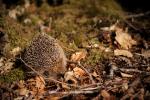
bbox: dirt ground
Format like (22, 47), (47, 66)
(0, 0), (150, 99)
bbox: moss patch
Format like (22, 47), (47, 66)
(85, 49), (104, 66)
(0, 68), (25, 83)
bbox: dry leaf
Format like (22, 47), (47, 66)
(64, 71), (77, 84)
(46, 96), (60, 100)
(17, 80), (25, 88)
(115, 28), (137, 49)
(92, 71), (99, 78)
(114, 49), (133, 58)
(35, 76), (45, 90)
(16, 80), (29, 96)
(71, 51), (87, 62)
(92, 71), (102, 81)
(122, 82), (128, 91)
(121, 72), (133, 78)
(27, 76), (45, 95)
(73, 67), (86, 78)
(10, 47), (21, 57)
(99, 45), (106, 51)
(100, 20), (119, 31)
(142, 50), (150, 58)
(0, 57), (4, 67)
(101, 23), (136, 49)
(19, 88), (29, 96)
(8, 9), (17, 19)
(0, 60), (14, 74)
(61, 83), (71, 90)
(101, 90), (110, 100)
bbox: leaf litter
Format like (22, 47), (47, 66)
(0, 1), (150, 100)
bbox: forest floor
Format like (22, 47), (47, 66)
(0, 0), (150, 99)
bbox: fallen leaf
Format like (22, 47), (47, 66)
(101, 90), (110, 100)
(27, 76), (45, 95)
(8, 9), (17, 19)
(121, 72), (133, 78)
(0, 60), (14, 74)
(92, 71), (102, 81)
(71, 51), (87, 62)
(19, 88), (29, 96)
(17, 80), (25, 88)
(10, 47), (21, 57)
(46, 96), (60, 100)
(64, 71), (77, 84)
(35, 76), (45, 90)
(92, 71), (99, 78)
(73, 67), (86, 78)
(100, 20), (119, 31)
(142, 50), (150, 58)
(99, 45), (106, 51)
(0, 57), (4, 67)
(122, 82), (128, 91)
(61, 83), (71, 90)
(114, 49), (133, 58)
(115, 28), (137, 49)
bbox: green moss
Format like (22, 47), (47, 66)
(70, 0), (124, 18)
(30, 14), (42, 25)
(71, 32), (87, 47)
(0, 16), (36, 55)
(85, 49), (104, 66)
(57, 32), (68, 43)
(0, 68), (25, 83)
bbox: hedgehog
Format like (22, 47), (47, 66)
(21, 33), (67, 78)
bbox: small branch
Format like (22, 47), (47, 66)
(78, 62), (95, 84)
(81, 86), (101, 91)
(123, 19), (139, 31)
(119, 68), (150, 75)
(67, 60), (95, 84)
(120, 68), (141, 73)
(49, 90), (95, 95)
(20, 57), (46, 85)
(20, 57), (81, 88)
(49, 86), (101, 95)
(80, 82), (103, 89)
(125, 11), (150, 19)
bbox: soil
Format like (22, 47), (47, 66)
(0, 0), (150, 99)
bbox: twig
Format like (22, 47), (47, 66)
(122, 11), (150, 31)
(80, 86), (101, 91)
(20, 57), (81, 88)
(80, 82), (103, 89)
(49, 90), (95, 94)
(49, 86), (101, 95)
(120, 68), (142, 73)
(20, 57), (46, 85)
(20, 57), (104, 90)
(123, 19), (139, 31)
(125, 11), (150, 19)
(67, 60), (95, 84)
(119, 68), (150, 76)
(78, 62), (95, 84)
